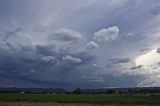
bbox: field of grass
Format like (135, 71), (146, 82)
(0, 93), (160, 106)
(1, 102), (160, 106)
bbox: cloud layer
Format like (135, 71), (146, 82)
(0, 0), (160, 89)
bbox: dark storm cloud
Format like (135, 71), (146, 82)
(101, 73), (143, 88)
(139, 48), (150, 53)
(0, 29), (96, 88)
(0, 73), (73, 88)
(0, 50), (95, 88)
(35, 45), (57, 56)
(1, 0), (160, 88)
(130, 65), (143, 70)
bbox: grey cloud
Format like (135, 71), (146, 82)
(86, 41), (99, 50)
(101, 73), (142, 88)
(0, 73), (73, 88)
(62, 55), (82, 64)
(109, 57), (130, 64)
(0, 28), (97, 88)
(0, 30), (149, 89)
(81, 75), (103, 83)
(41, 56), (56, 64)
(0, 28), (32, 48)
(0, 47), (96, 88)
(93, 26), (119, 42)
(106, 57), (131, 69)
(139, 48), (150, 53)
(1, 0), (160, 88)
(49, 28), (83, 42)
(35, 44), (57, 56)
(130, 65), (143, 70)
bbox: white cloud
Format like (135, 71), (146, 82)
(134, 48), (160, 86)
(62, 55), (82, 64)
(93, 26), (119, 42)
(50, 28), (83, 42)
(41, 56), (55, 63)
(86, 41), (99, 50)
(135, 48), (160, 71)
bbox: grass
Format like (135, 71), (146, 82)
(0, 102), (160, 106)
(0, 93), (160, 105)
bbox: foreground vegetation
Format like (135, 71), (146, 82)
(0, 93), (160, 105)
(1, 102), (160, 106)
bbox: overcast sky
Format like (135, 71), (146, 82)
(0, 0), (160, 89)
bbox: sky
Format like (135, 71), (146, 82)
(0, 0), (160, 89)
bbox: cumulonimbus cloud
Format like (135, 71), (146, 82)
(93, 26), (119, 42)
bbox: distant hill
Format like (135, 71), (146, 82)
(81, 87), (160, 93)
(0, 87), (160, 94)
(0, 87), (66, 93)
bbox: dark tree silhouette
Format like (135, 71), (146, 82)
(72, 88), (81, 94)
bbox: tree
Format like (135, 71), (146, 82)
(72, 88), (81, 94)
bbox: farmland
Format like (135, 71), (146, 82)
(0, 93), (160, 106)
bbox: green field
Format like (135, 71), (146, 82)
(0, 93), (160, 106)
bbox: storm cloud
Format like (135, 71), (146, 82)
(0, 0), (160, 89)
